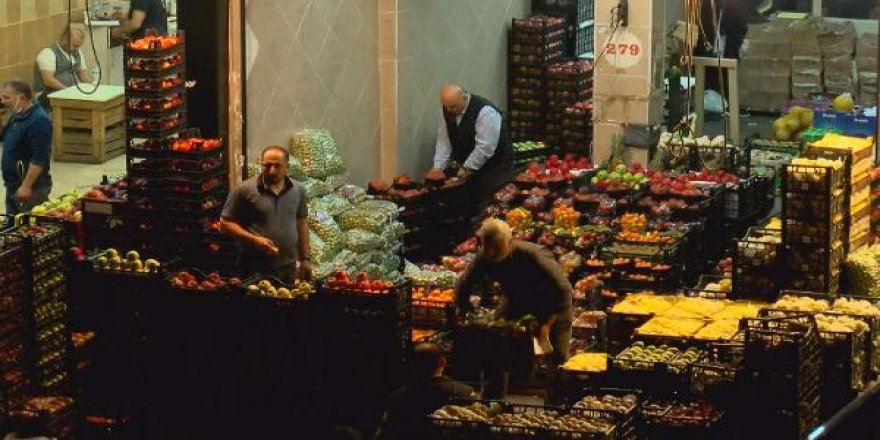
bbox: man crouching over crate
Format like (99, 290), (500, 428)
(454, 218), (574, 398)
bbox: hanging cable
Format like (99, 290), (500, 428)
(67, 0), (102, 95)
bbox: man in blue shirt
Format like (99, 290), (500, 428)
(1, 79), (53, 215)
(431, 84), (512, 207)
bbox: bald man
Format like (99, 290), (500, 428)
(431, 85), (512, 205)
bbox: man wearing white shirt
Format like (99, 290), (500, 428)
(431, 84), (512, 207)
(33, 25), (94, 109)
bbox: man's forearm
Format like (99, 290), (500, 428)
(20, 164), (44, 189)
(78, 69), (94, 84)
(42, 75), (68, 91)
(219, 218), (257, 245)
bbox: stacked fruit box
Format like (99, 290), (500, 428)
(732, 228), (782, 301)
(743, 314), (822, 440)
(781, 158), (847, 294)
(124, 33), (188, 254)
(803, 134), (874, 252)
(3, 220), (72, 394)
(508, 15), (567, 143)
(872, 167), (880, 244)
(545, 60), (593, 154)
(0, 235), (32, 426)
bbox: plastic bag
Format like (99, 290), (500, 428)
(308, 210), (343, 254)
(302, 178), (332, 199)
(344, 229), (383, 253)
(357, 199), (400, 220)
(336, 184), (367, 205)
(324, 173), (346, 191)
(704, 90), (726, 114)
(381, 221), (405, 243)
(337, 209), (390, 233)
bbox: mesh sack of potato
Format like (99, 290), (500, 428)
(302, 178), (333, 199)
(291, 129), (333, 178)
(308, 210), (344, 255)
(288, 156), (307, 181)
(324, 173), (346, 190)
(331, 249), (359, 272)
(246, 163), (261, 179)
(309, 193), (353, 218)
(336, 184), (367, 205)
(344, 229), (384, 253)
(337, 208), (391, 233)
(357, 199), (400, 220)
(381, 221), (406, 243)
(370, 251), (401, 275)
(313, 262), (334, 280)
(308, 230), (328, 264)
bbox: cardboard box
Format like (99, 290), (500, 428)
(792, 55), (822, 72)
(824, 54), (855, 74)
(792, 71), (822, 87)
(793, 84), (823, 99)
(818, 20), (856, 57)
(788, 18), (822, 56)
(860, 72), (878, 87)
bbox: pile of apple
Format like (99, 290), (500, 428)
(514, 155), (592, 184)
(81, 179), (128, 201)
(93, 249), (161, 274)
(646, 171), (710, 198)
(324, 271), (396, 296)
(512, 141), (547, 153)
(685, 168), (740, 185)
(170, 270), (241, 291)
(246, 278), (314, 299)
(590, 162), (648, 192)
(170, 137), (222, 154)
(29, 189), (83, 222)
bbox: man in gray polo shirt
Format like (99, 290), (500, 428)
(220, 146), (312, 281)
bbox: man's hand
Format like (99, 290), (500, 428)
(15, 185), (32, 204)
(298, 260), (313, 281)
(536, 323), (551, 342)
(112, 10), (126, 20)
(251, 236), (279, 256)
(457, 167), (472, 179)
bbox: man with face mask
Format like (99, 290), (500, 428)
(455, 218), (573, 393)
(34, 24), (94, 109)
(430, 84), (512, 208)
(1, 79), (53, 216)
(220, 146), (312, 281)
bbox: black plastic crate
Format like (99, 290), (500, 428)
(782, 162), (846, 194)
(411, 298), (455, 329)
(782, 217), (846, 246)
(782, 190), (845, 222)
(124, 51), (184, 77)
(123, 33), (184, 58)
(125, 90), (186, 118)
(568, 388), (640, 440)
(744, 314), (822, 376)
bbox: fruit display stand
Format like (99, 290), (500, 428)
(781, 160), (847, 294)
(48, 85), (126, 164)
(544, 60), (593, 153)
(508, 15), (567, 143)
(0, 234), (32, 428)
(742, 314), (822, 440)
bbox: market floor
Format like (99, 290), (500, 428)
(49, 155), (127, 196)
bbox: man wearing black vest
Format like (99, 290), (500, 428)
(431, 84), (512, 207)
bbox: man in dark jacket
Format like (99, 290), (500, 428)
(111, 0), (169, 40)
(431, 84), (513, 207)
(379, 343), (475, 440)
(1, 79), (53, 215)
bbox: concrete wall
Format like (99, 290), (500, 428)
(395, 0), (531, 177)
(0, 0), (86, 82)
(245, 0), (381, 186)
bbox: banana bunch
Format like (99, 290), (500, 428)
(636, 317), (706, 337)
(844, 245), (880, 297)
(694, 320), (740, 341)
(611, 294), (676, 315)
(770, 295), (830, 313)
(832, 298), (880, 317)
(664, 297), (728, 319)
(562, 353), (608, 373)
(816, 314), (870, 334)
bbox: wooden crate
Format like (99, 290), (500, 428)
(50, 87), (126, 164)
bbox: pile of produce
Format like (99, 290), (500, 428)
(590, 162), (648, 192)
(93, 249), (160, 274)
(561, 353), (607, 372)
(635, 317), (706, 338)
(169, 270), (241, 291)
(769, 294), (831, 313)
(771, 106), (814, 141)
(844, 244), (880, 297)
(613, 342), (682, 369)
(572, 393), (638, 412)
(246, 278), (314, 299)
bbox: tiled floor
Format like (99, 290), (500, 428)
(48, 154), (128, 195)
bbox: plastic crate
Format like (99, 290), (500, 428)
(782, 216), (846, 245)
(411, 298), (455, 329)
(569, 388), (639, 440)
(782, 162), (845, 194)
(641, 400), (724, 440)
(816, 321), (867, 391)
(722, 178), (756, 220)
(782, 190), (845, 221)
(744, 314), (822, 374)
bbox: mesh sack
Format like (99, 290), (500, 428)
(308, 230), (327, 264)
(337, 209), (390, 233)
(291, 129), (330, 178)
(336, 184), (367, 205)
(308, 210), (343, 255)
(288, 156), (307, 181)
(309, 194), (352, 218)
(302, 178), (333, 199)
(357, 199), (400, 220)
(344, 229), (383, 253)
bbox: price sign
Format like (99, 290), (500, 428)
(599, 30), (644, 69)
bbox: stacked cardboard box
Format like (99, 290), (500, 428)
(856, 33), (878, 106)
(818, 20), (857, 95)
(740, 21), (791, 112)
(788, 19), (823, 99)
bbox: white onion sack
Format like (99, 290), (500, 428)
(308, 210), (343, 255)
(344, 229), (383, 253)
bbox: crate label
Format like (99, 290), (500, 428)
(83, 200), (112, 215)
(598, 29), (644, 69)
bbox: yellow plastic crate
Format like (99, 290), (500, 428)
(807, 134), (875, 163)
